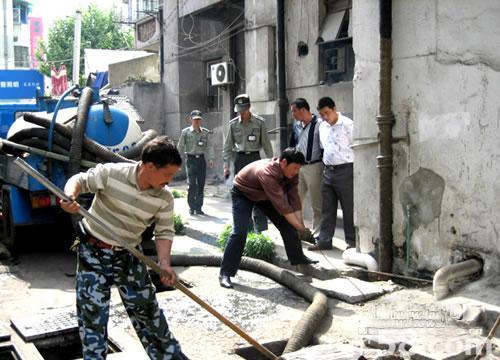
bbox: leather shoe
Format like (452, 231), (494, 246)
(307, 244), (333, 251)
(189, 209), (195, 215)
(195, 209), (205, 215)
(290, 256), (319, 265)
(219, 275), (233, 288)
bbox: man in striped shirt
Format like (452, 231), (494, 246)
(61, 136), (189, 360)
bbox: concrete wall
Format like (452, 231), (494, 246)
(118, 82), (164, 135)
(109, 54), (160, 87)
(353, 0), (500, 276)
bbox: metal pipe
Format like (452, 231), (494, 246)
(277, 0), (288, 151)
(377, 0), (395, 273)
(72, 10), (82, 85)
(405, 204), (411, 274)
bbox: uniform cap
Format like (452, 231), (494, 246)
(190, 110), (203, 120)
(234, 94), (251, 112)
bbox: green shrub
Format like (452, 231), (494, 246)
(217, 224), (233, 249)
(217, 224), (275, 262)
(245, 232), (275, 262)
(171, 189), (185, 198)
(174, 213), (185, 235)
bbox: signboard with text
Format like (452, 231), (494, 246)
(0, 70), (44, 100)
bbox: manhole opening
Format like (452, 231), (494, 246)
(0, 344), (21, 360)
(234, 339), (286, 360)
(34, 330), (121, 360)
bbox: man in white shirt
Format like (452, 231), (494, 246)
(308, 97), (355, 251)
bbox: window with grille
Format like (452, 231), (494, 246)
(14, 46), (29, 68)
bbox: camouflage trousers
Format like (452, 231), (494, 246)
(76, 242), (182, 360)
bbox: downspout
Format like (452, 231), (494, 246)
(433, 259), (482, 300)
(277, 0), (288, 150)
(377, 0), (395, 273)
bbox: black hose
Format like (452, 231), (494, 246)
(8, 127), (96, 162)
(9, 127), (71, 151)
(118, 129), (158, 159)
(69, 87), (93, 177)
(170, 254), (329, 353)
(24, 113), (133, 164)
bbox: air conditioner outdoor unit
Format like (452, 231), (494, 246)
(211, 62), (234, 86)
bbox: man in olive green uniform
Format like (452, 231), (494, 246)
(223, 94), (273, 232)
(178, 110), (214, 215)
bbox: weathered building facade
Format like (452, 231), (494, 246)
(131, 0), (499, 279)
(354, 0), (500, 278)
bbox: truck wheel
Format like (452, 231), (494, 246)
(0, 190), (16, 251)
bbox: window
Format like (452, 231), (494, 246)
(318, 5), (354, 84)
(14, 46), (29, 68)
(206, 60), (222, 112)
(13, 8), (21, 24)
(319, 38), (354, 84)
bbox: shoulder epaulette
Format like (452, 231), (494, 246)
(252, 114), (265, 122)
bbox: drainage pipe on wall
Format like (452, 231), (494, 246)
(342, 248), (379, 271)
(377, 0), (395, 273)
(433, 259), (483, 300)
(277, 0), (289, 151)
(171, 254), (329, 354)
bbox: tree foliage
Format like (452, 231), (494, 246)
(36, 4), (134, 83)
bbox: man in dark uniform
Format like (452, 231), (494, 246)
(223, 94), (273, 232)
(178, 110), (214, 215)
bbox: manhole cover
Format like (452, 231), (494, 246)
(11, 310), (77, 341)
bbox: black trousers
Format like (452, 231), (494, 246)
(186, 156), (206, 211)
(234, 152), (268, 232)
(220, 188), (305, 277)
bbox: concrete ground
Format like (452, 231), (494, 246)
(0, 182), (499, 359)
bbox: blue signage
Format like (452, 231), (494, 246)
(0, 70), (44, 100)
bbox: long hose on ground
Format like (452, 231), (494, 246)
(170, 254), (329, 353)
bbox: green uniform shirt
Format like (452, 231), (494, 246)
(222, 113), (273, 168)
(178, 126), (214, 161)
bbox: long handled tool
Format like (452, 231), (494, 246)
(14, 157), (279, 360)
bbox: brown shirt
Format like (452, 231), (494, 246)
(234, 158), (301, 215)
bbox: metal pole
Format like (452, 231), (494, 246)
(377, 0), (395, 273)
(13, 157), (279, 360)
(72, 10), (82, 85)
(277, 0), (288, 151)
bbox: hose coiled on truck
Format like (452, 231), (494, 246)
(23, 113), (134, 164)
(69, 87), (93, 176)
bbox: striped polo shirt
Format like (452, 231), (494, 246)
(73, 162), (175, 247)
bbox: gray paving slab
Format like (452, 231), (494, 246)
(311, 277), (400, 303)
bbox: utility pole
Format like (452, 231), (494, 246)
(72, 10), (82, 85)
